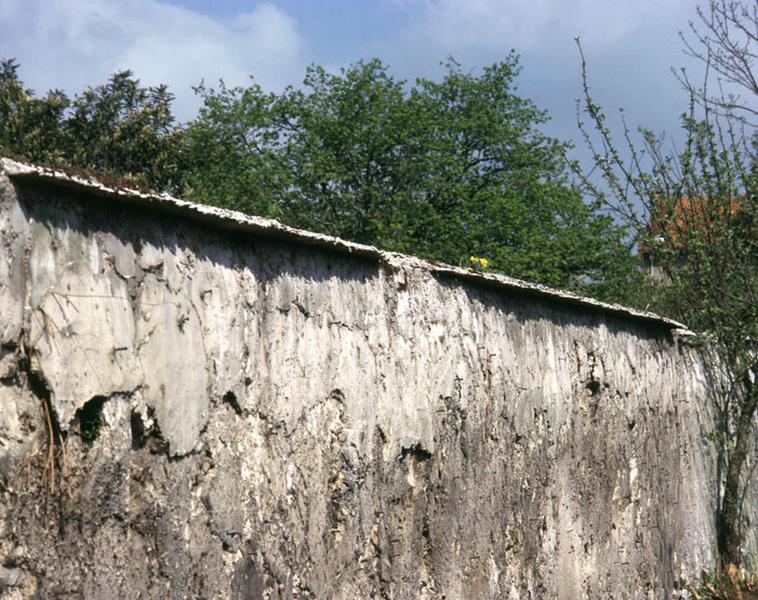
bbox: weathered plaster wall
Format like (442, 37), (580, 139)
(0, 160), (753, 599)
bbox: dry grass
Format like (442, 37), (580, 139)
(686, 565), (758, 600)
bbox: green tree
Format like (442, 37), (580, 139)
(175, 78), (289, 218)
(182, 55), (640, 301)
(0, 60), (178, 190)
(0, 58), (69, 164)
(1, 55), (641, 302)
(63, 71), (179, 190)
(573, 0), (757, 570)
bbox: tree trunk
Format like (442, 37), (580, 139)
(717, 378), (757, 567)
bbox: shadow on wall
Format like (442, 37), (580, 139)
(15, 180), (378, 290)
(17, 178), (675, 344)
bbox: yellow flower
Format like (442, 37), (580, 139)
(467, 255), (489, 270)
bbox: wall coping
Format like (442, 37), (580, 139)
(1, 156), (691, 334)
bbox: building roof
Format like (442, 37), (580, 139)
(640, 195), (743, 253)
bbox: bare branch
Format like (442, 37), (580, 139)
(678, 0), (758, 123)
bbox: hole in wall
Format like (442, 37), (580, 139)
(130, 407), (166, 452)
(130, 411), (145, 450)
(76, 396), (106, 445)
(222, 391), (242, 416)
(400, 443), (432, 462)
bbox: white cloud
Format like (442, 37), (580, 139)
(0, 0), (304, 120)
(394, 0), (695, 56)
(374, 0), (704, 136)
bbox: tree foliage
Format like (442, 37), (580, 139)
(0, 59), (178, 190)
(181, 56), (639, 300)
(677, 0), (757, 123)
(0, 55), (641, 301)
(0, 59), (69, 164)
(573, 0), (757, 569)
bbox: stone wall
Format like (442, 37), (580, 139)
(0, 159), (753, 599)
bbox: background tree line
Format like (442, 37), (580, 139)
(0, 0), (755, 581)
(0, 53), (638, 302)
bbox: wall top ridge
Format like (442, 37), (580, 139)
(1, 155), (690, 333)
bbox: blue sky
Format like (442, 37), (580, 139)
(0, 0), (705, 165)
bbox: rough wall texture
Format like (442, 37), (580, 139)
(0, 161), (754, 599)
